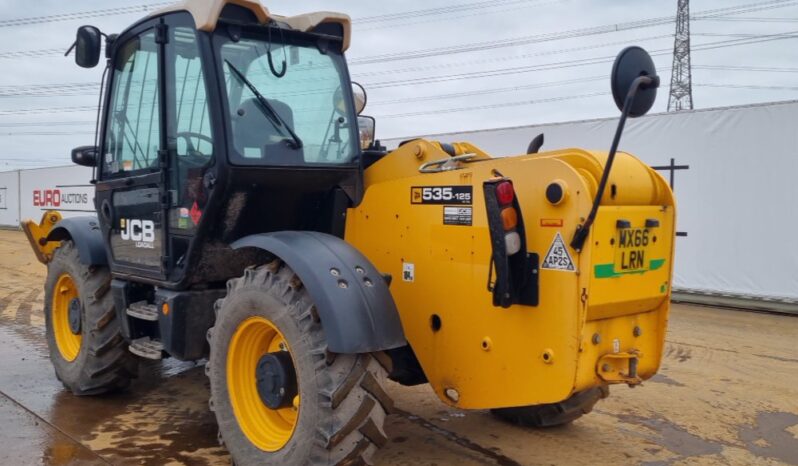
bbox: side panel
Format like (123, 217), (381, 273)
(232, 231), (406, 353)
(346, 141), (674, 410)
(345, 147), (588, 409)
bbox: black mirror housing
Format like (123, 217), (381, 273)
(357, 116), (376, 150)
(72, 146), (99, 167)
(75, 26), (102, 68)
(610, 46), (658, 118)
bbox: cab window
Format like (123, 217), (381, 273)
(168, 25), (214, 212)
(218, 31), (358, 166)
(103, 31), (160, 176)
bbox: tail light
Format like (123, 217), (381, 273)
(483, 178), (539, 308)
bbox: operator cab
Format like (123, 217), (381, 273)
(68, 0), (375, 289)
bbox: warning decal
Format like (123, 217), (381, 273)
(541, 232), (576, 271)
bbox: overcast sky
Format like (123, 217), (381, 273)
(0, 0), (796, 170)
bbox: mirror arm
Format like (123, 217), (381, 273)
(570, 74), (660, 252)
(64, 41), (77, 57)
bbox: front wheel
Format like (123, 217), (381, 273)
(208, 261), (393, 465)
(44, 241), (137, 395)
(491, 386), (609, 428)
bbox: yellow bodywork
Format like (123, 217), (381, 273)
(21, 210), (62, 264)
(345, 139), (675, 410)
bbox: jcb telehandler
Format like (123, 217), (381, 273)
(22, 0), (675, 464)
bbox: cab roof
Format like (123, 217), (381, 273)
(149, 0), (352, 51)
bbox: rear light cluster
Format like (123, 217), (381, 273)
(483, 178), (539, 308)
(496, 181), (522, 256)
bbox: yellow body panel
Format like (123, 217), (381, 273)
(21, 210), (62, 264)
(345, 140), (675, 409)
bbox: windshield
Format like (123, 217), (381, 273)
(217, 29), (358, 166)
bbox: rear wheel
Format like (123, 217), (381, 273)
(208, 261), (392, 465)
(44, 241), (137, 395)
(491, 386), (609, 428)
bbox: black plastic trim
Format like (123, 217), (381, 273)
(47, 216), (108, 266)
(232, 231), (406, 353)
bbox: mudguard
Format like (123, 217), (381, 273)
(47, 216), (108, 266)
(232, 231), (406, 354)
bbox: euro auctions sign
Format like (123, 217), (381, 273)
(32, 189), (90, 209)
(19, 166), (96, 221)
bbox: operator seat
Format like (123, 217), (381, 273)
(232, 97), (304, 162)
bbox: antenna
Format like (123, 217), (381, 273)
(668, 0), (694, 111)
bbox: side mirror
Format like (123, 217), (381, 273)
(357, 116), (376, 150)
(75, 26), (102, 68)
(610, 46), (658, 118)
(72, 146), (99, 167)
(570, 46), (660, 251)
(352, 82), (367, 115)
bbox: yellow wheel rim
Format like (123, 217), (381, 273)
(227, 316), (299, 452)
(51, 273), (82, 362)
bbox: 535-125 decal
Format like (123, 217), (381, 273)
(411, 186), (472, 205)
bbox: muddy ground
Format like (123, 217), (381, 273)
(0, 229), (796, 466)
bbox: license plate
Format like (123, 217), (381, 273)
(614, 228), (651, 273)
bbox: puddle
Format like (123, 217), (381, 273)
(649, 373), (685, 387)
(0, 325), (228, 465)
(738, 411), (798, 464)
(616, 412), (724, 462)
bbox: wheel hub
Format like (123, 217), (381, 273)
(67, 297), (82, 335)
(255, 351), (297, 410)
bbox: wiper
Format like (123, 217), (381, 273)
(225, 59), (303, 150)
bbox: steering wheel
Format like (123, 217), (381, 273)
(176, 132), (214, 158)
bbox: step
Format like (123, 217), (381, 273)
(126, 301), (159, 321)
(129, 337), (164, 360)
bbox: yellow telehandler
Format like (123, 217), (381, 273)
(23, 0), (675, 464)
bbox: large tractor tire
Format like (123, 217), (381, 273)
(44, 241), (137, 395)
(208, 261), (392, 466)
(491, 386), (609, 428)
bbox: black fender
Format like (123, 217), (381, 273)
(232, 231), (406, 354)
(47, 216), (108, 266)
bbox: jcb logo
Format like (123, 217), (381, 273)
(120, 218), (155, 248)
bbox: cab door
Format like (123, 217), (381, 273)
(161, 15), (217, 279)
(95, 20), (168, 279)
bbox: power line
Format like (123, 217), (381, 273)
(694, 64), (798, 72)
(697, 16), (798, 21)
(3, 81), (795, 133)
(371, 75), (609, 105)
(355, 0), (564, 32)
(0, 131), (94, 136)
(0, 0), (793, 65)
(0, 106), (95, 116)
(0, 48), (63, 60)
(360, 32), (798, 90)
(351, 34), (674, 76)
(0, 35), (675, 98)
(0, 32), (793, 117)
(350, 0), (798, 65)
(695, 82), (798, 90)
(376, 80), (798, 120)
(0, 121), (95, 128)
(355, 0), (549, 24)
(379, 92), (608, 118)
(0, 2), (171, 28)
(0, 31), (795, 119)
